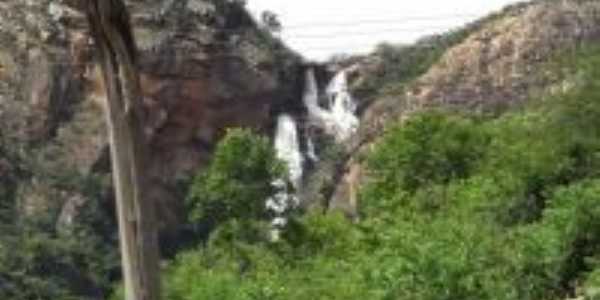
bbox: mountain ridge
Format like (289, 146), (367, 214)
(327, 0), (600, 218)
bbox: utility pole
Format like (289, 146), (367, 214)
(86, 1), (161, 299)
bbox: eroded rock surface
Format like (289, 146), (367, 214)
(0, 0), (302, 230)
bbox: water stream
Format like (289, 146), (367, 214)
(303, 68), (359, 142)
(268, 67), (359, 237)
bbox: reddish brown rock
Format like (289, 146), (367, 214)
(0, 0), (302, 230)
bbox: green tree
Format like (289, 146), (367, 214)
(186, 128), (286, 226)
(365, 111), (487, 197)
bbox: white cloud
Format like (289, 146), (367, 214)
(247, 0), (527, 61)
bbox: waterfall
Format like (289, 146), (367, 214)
(267, 114), (302, 239)
(302, 68), (330, 125)
(273, 114), (303, 187)
(303, 68), (359, 142)
(327, 69), (359, 141)
(267, 67), (360, 240)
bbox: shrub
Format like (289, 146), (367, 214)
(365, 111), (488, 197)
(186, 128), (286, 227)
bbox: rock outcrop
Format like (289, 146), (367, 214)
(0, 0), (303, 230)
(407, 0), (600, 110)
(329, 0), (600, 217)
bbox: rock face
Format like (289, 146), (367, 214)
(407, 0), (600, 110)
(329, 0), (600, 217)
(0, 0), (302, 230)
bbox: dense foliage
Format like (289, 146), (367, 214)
(186, 128), (286, 229)
(356, 37), (462, 99)
(152, 46), (600, 300)
(0, 174), (119, 300)
(0, 136), (119, 300)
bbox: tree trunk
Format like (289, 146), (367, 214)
(86, 1), (161, 300)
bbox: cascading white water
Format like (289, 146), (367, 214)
(273, 114), (303, 187)
(302, 68), (330, 125)
(327, 69), (359, 140)
(267, 68), (360, 240)
(266, 114), (302, 239)
(303, 68), (359, 142)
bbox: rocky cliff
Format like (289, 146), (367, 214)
(0, 0), (303, 231)
(329, 0), (600, 217)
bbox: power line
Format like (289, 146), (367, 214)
(282, 13), (482, 29)
(284, 26), (455, 40)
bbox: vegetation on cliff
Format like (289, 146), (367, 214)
(150, 45), (600, 300)
(3, 1), (600, 299)
(0, 0), (300, 298)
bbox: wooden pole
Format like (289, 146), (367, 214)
(86, 1), (160, 299)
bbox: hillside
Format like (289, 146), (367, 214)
(346, 0), (600, 136)
(155, 0), (600, 298)
(3, 0), (600, 299)
(0, 0), (302, 298)
(1, 0), (306, 227)
(329, 0), (600, 216)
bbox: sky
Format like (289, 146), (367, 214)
(247, 0), (527, 61)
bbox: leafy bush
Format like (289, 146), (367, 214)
(538, 181), (600, 287)
(0, 219), (119, 300)
(585, 268), (600, 299)
(161, 212), (368, 300)
(0, 142), (119, 300)
(186, 128), (286, 227)
(365, 111), (488, 196)
(111, 129), (291, 300)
